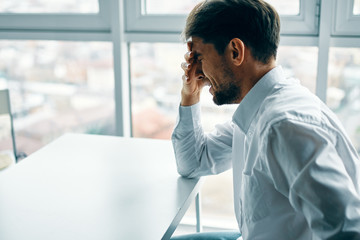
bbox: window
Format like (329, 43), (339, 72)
(130, 43), (181, 139)
(0, 0), (110, 34)
(277, 46), (318, 93)
(143, 0), (202, 15)
(125, 0), (318, 35)
(0, 0), (99, 13)
(327, 47), (360, 153)
(266, 0), (300, 15)
(0, 40), (115, 156)
(333, 0), (360, 36)
(144, 0), (300, 16)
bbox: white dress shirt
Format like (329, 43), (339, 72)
(172, 66), (360, 240)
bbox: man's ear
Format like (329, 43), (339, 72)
(228, 38), (245, 66)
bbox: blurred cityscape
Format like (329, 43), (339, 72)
(328, 48), (360, 151)
(0, 41), (115, 156)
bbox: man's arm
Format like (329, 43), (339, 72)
(266, 120), (360, 239)
(172, 104), (233, 178)
(172, 41), (233, 178)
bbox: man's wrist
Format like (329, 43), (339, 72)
(180, 92), (200, 106)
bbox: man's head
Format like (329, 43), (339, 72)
(183, 0), (280, 64)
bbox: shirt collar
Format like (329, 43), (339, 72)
(232, 66), (285, 134)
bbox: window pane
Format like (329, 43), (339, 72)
(0, 0), (99, 13)
(0, 40), (115, 157)
(266, 0), (300, 15)
(144, 0), (202, 14)
(277, 46), (318, 94)
(328, 48), (360, 153)
(130, 43), (181, 139)
(354, 0), (360, 15)
(144, 0), (299, 15)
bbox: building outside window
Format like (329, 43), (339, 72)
(0, 41), (114, 156)
(328, 48), (360, 153)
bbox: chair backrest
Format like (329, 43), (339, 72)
(0, 89), (11, 115)
(0, 89), (18, 163)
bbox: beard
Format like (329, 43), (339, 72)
(213, 82), (241, 105)
(212, 61), (241, 105)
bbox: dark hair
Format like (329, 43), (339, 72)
(183, 0), (280, 64)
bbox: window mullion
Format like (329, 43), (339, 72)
(111, 0), (131, 137)
(315, 0), (333, 102)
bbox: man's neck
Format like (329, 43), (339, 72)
(235, 58), (276, 103)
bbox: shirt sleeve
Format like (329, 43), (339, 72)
(266, 119), (360, 239)
(171, 103), (234, 178)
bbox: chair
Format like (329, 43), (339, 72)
(0, 89), (18, 167)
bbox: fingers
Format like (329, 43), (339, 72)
(181, 62), (190, 71)
(181, 61), (190, 82)
(184, 51), (194, 62)
(181, 64), (191, 85)
(181, 51), (194, 82)
(181, 42), (201, 85)
(182, 66), (206, 84)
(182, 50), (195, 79)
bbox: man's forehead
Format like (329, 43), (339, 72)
(187, 36), (205, 52)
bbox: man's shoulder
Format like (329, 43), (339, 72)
(256, 83), (325, 132)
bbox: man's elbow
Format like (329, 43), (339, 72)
(176, 166), (197, 178)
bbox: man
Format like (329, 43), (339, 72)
(171, 0), (360, 239)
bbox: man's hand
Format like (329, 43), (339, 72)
(180, 41), (208, 106)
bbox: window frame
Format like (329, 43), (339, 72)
(125, 0), (320, 36)
(0, 0), (131, 138)
(333, 0), (360, 36)
(0, 1), (111, 41)
(2, 0), (359, 145)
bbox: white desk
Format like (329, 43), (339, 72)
(0, 133), (202, 240)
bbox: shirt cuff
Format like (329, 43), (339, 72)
(176, 102), (202, 130)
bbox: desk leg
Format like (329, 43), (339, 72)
(195, 192), (202, 233)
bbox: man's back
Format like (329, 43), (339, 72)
(232, 68), (360, 239)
